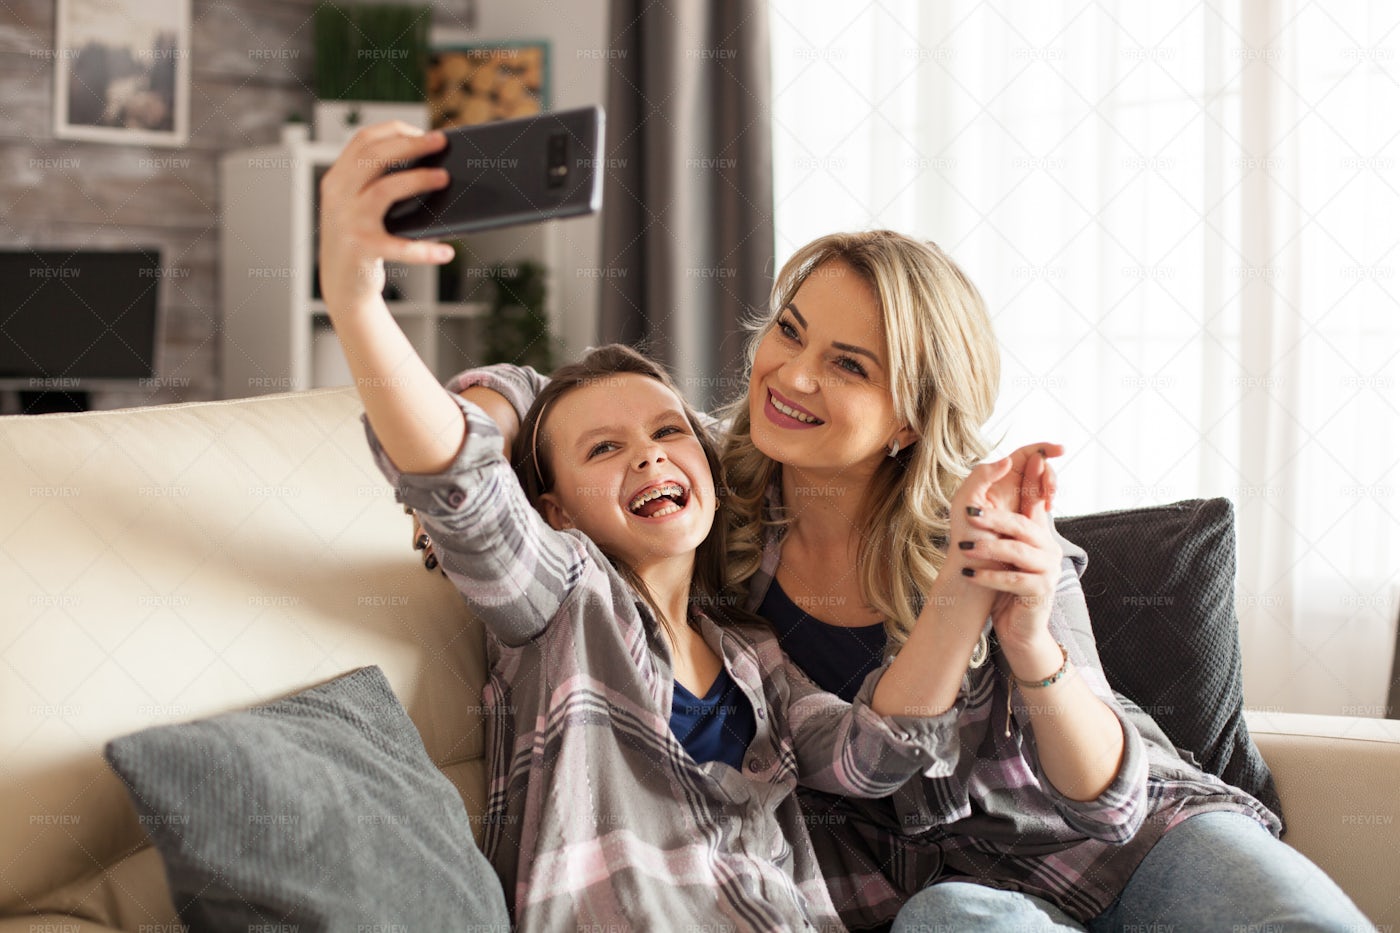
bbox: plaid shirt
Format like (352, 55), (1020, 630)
(442, 364), (1281, 927)
(747, 494), (1282, 927)
(365, 397), (960, 933)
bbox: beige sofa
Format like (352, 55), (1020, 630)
(1, 387), (1397, 931)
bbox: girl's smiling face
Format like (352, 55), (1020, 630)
(748, 260), (917, 476)
(536, 373), (716, 573)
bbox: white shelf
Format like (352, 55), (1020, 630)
(434, 301), (488, 319)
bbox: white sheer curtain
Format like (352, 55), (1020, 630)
(771, 1), (1400, 716)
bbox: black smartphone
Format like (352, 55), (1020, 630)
(383, 106), (605, 239)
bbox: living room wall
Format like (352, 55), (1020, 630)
(0, 0), (474, 412)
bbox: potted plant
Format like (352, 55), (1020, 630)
(483, 261), (554, 371)
(313, 2), (432, 144)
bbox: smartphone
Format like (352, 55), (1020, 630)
(383, 106), (605, 239)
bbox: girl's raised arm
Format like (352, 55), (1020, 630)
(318, 122), (464, 475)
(319, 123), (587, 646)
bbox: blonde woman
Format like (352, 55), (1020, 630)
(718, 233), (1365, 933)
(429, 232), (1366, 932)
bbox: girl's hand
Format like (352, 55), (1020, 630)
(314, 122), (470, 475)
(317, 122), (455, 311)
(959, 496), (1063, 661)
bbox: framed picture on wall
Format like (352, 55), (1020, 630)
(53, 0), (191, 147)
(427, 41), (550, 130)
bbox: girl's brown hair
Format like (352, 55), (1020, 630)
(512, 343), (748, 636)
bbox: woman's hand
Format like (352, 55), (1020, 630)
(877, 447), (1062, 717)
(948, 447), (1064, 681)
(960, 497), (1063, 661)
(408, 511), (440, 572)
(318, 122), (455, 312)
(987, 442), (1062, 517)
(947, 451), (1129, 801)
(946, 443), (1061, 576)
(960, 461), (1129, 802)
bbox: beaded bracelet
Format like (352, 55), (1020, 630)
(1012, 642), (1072, 688)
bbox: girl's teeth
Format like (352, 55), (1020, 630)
(628, 484), (685, 513)
(651, 503), (681, 517)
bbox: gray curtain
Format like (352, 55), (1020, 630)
(599, 0), (774, 411)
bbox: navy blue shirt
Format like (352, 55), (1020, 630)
(669, 667), (757, 769)
(757, 580), (886, 702)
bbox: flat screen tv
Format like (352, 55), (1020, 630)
(0, 249), (160, 382)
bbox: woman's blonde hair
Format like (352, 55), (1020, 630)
(720, 231), (1001, 646)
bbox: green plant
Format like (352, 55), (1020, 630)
(484, 261), (553, 370)
(314, 2), (431, 102)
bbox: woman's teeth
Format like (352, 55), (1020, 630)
(770, 393), (820, 423)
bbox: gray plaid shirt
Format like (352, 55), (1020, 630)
(365, 397), (961, 932)
(444, 363), (1280, 928)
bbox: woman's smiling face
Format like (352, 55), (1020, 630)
(747, 260), (917, 476)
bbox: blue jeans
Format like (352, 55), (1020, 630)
(891, 812), (1373, 933)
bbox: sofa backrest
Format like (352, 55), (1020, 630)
(0, 388), (489, 915)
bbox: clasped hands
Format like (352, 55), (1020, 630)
(947, 443), (1065, 675)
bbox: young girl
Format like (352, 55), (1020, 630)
(318, 123), (1066, 931)
(429, 232), (1370, 931)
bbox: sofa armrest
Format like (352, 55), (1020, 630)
(1245, 709), (1400, 927)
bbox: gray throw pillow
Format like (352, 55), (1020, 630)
(104, 666), (510, 932)
(1056, 498), (1284, 824)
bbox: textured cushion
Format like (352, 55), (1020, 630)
(103, 666), (509, 932)
(1056, 498), (1284, 821)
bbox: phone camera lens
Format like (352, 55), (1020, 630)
(547, 132), (569, 189)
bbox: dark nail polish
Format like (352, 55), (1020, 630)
(425, 554), (438, 570)
(966, 506), (983, 517)
(958, 540), (975, 550)
(414, 534), (428, 550)
(961, 567), (975, 577)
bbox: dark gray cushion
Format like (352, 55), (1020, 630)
(1056, 498), (1284, 824)
(104, 666), (509, 932)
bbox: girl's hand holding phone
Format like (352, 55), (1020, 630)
(315, 123), (470, 477)
(317, 123), (456, 313)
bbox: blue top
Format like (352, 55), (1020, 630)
(757, 580), (887, 702)
(669, 667), (757, 770)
